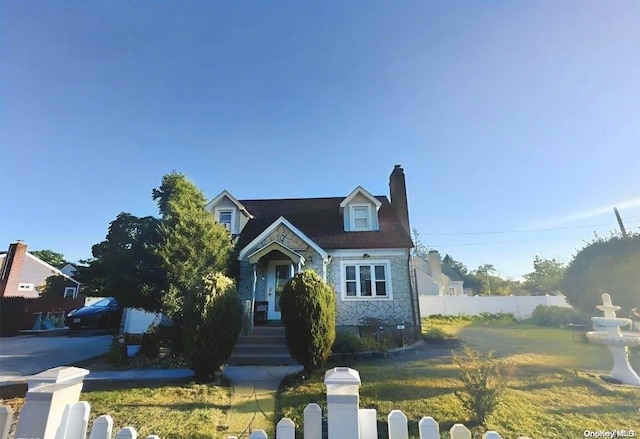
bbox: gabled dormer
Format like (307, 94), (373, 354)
(339, 186), (382, 232)
(205, 190), (253, 235)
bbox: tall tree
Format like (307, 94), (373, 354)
(562, 233), (640, 317)
(523, 256), (566, 295)
(411, 228), (430, 259)
(74, 213), (166, 311)
(30, 250), (67, 268)
(152, 172), (233, 317)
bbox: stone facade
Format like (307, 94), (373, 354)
(326, 251), (413, 327)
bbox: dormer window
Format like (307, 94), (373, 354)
(339, 186), (382, 232)
(351, 205), (370, 231)
(215, 208), (235, 233)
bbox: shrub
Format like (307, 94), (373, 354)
(422, 326), (450, 342)
(530, 305), (590, 328)
(106, 337), (128, 366)
(139, 326), (161, 358)
(332, 332), (395, 353)
(183, 272), (243, 381)
(452, 346), (512, 427)
(280, 270), (336, 376)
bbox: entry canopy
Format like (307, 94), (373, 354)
(247, 241), (306, 265)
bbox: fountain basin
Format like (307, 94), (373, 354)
(591, 317), (631, 328)
(586, 331), (640, 347)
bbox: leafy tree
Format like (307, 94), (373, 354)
(562, 233), (640, 317)
(183, 272), (243, 381)
(74, 213), (167, 311)
(38, 275), (70, 298)
(443, 254), (482, 292)
(411, 228), (430, 258)
(523, 256), (566, 295)
(152, 172), (233, 317)
(280, 270), (336, 376)
(30, 250), (67, 268)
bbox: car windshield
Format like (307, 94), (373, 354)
(91, 298), (112, 308)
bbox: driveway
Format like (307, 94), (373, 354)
(0, 332), (112, 384)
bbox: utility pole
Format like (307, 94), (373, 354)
(613, 207), (628, 237)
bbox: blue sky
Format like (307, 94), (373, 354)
(2, 1), (639, 279)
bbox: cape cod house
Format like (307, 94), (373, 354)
(206, 165), (421, 337)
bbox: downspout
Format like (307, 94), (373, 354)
(407, 250), (421, 341)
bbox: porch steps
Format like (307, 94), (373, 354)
(226, 325), (298, 366)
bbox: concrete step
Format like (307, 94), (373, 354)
(232, 344), (291, 355)
(226, 353), (298, 366)
(251, 325), (286, 335)
(237, 335), (286, 345)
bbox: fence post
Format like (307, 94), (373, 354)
(0, 406), (13, 439)
(483, 432), (502, 439)
(304, 403), (322, 439)
(14, 366), (90, 439)
(249, 430), (268, 439)
(450, 424), (472, 439)
(324, 367), (361, 439)
(90, 415), (114, 439)
(115, 426), (138, 439)
(387, 410), (408, 439)
(60, 401), (91, 439)
(418, 417), (439, 439)
(276, 418), (295, 439)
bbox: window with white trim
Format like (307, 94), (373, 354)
(341, 260), (392, 299)
(64, 287), (77, 298)
(349, 204), (371, 231)
(215, 208), (235, 233)
(18, 283), (34, 291)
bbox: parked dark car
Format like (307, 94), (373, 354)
(65, 297), (123, 330)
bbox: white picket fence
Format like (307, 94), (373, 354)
(0, 405), (158, 439)
(0, 366), (531, 439)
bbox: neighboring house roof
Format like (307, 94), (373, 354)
(235, 196), (413, 251)
(441, 264), (464, 282)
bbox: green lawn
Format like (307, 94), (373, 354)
(81, 379), (232, 439)
(277, 321), (640, 438)
(1, 379), (233, 439)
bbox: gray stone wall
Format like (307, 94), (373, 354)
(326, 252), (413, 327)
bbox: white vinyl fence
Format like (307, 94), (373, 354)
(419, 294), (571, 320)
(0, 367), (531, 439)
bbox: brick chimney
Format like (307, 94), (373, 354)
(0, 241), (28, 297)
(389, 165), (411, 237)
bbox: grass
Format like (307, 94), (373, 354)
(0, 378), (233, 439)
(276, 318), (640, 438)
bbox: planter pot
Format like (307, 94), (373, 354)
(127, 345), (141, 357)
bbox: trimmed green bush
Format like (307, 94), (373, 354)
(280, 270), (336, 376)
(530, 305), (590, 328)
(183, 272), (243, 381)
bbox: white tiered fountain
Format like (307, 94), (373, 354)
(586, 293), (640, 386)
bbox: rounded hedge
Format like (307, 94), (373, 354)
(183, 272), (243, 381)
(280, 269), (336, 375)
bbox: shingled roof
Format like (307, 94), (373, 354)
(235, 196), (413, 251)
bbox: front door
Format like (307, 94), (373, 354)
(267, 260), (293, 321)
